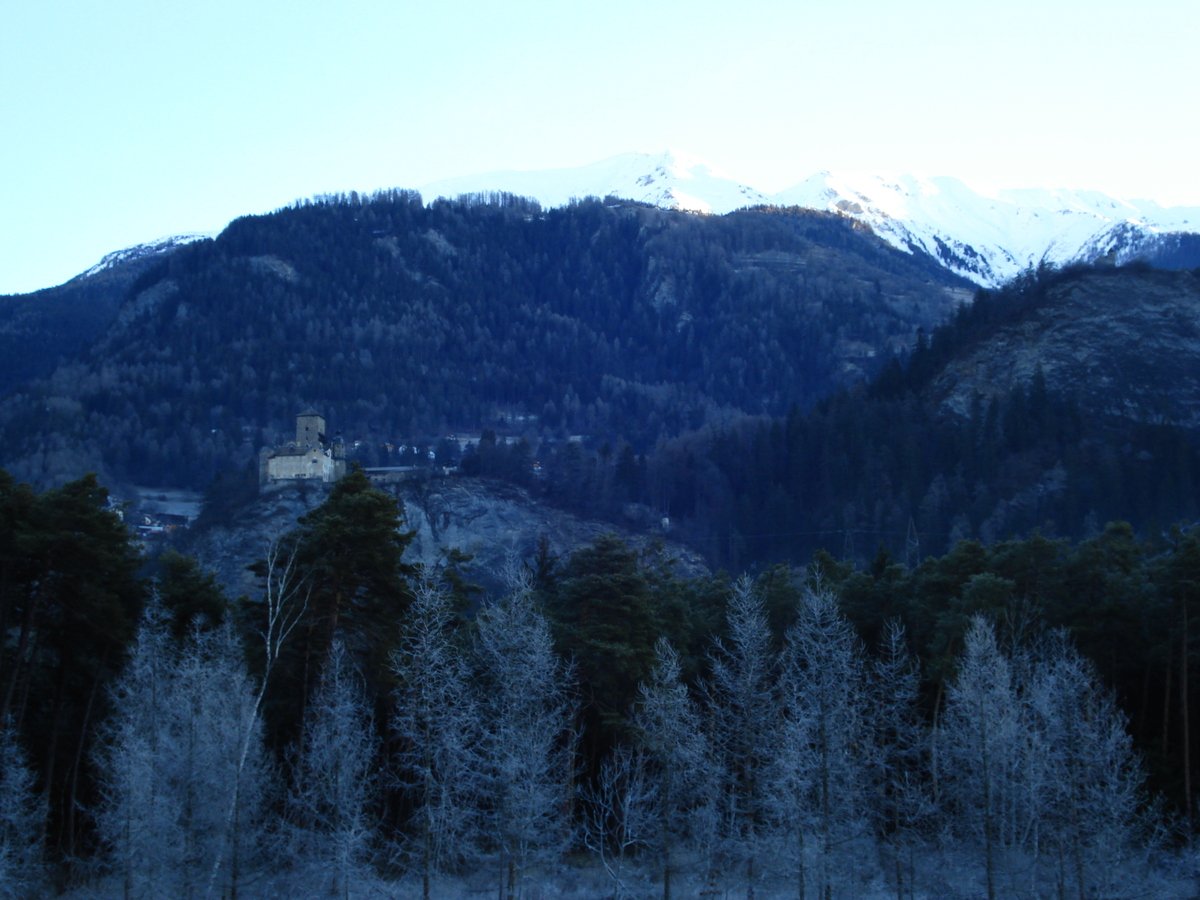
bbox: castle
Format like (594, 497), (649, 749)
(260, 409), (347, 484)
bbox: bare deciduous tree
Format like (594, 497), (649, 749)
(287, 640), (376, 900)
(771, 586), (869, 900)
(392, 579), (481, 900)
(706, 576), (777, 900)
(0, 717), (43, 899)
(473, 573), (576, 900)
(635, 637), (714, 900)
(98, 611), (270, 900)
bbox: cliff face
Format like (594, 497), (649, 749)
(186, 476), (708, 602)
(931, 267), (1200, 430)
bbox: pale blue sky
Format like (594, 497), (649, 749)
(2, 0), (1197, 294)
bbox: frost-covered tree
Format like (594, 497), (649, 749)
(635, 638), (714, 900)
(868, 620), (933, 900)
(582, 744), (657, 900)
(771, 586), (870, 900)
(178, 626), (272, 900)
(0, 718), (43, 899)
(96, 608), (182, 899)
(97, 611), (271, 900)
(1027, 634), (1145, 900)
(706, 577), (777, 899)
(392, 580), (480, 900)
(473, 575), (576, 900)
(286, 641), (376, 900)
(939, 616), (1025, 900)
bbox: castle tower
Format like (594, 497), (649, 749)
(296, 408), (326, 447)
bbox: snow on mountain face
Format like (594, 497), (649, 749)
(82, 233), (213, 280)
(777, 172), (1200, 286)
(420, 153), (1200, 287)
(420, 150), (771, 215)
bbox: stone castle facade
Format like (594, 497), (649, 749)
(260, 409), (347, 484)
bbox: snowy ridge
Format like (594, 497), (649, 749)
(81, 233), (213, 279)
(420, 150), (771, 215)
(777, 172), (1200, 286)
(420, 153), (1200, 287)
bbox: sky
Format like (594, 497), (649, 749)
(2, 0), (1198, 295)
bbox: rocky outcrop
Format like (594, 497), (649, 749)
(186, 476), (708, 602)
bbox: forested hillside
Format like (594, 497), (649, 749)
(493, 263), (1200, 570)
(0, 191), (968, 489)
(0, 246), (179, 397)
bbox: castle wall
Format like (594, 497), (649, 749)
(266, 447), (336, 482)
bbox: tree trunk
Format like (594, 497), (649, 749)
(0, 588), (39, 724)
(1184, 602), (1193, 831)
(64, 659), (105, 862)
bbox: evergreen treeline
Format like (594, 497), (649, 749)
(3, 465), (1200, 898)
(0, 191), (966, 489)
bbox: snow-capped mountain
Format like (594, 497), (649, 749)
(778, 172), (1200, 286)
(420, 152), (1200, 287)
(420, 150), (771, 216)
(81, 233), (213, 280)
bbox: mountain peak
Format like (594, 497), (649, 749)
(415, 151), (1200, 286)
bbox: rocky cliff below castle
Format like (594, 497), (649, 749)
(186, 476), (708, 602)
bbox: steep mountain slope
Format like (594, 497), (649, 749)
(930, 264), (1200, 430)
(631, 262), (1200, 570)
(422, 152), (1200, 287)
(0, 193), (969, 489)
(0, 234), (208, 395)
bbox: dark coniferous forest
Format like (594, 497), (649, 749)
(2, 190), (1200, 897)
(0, 191), (966, 489)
